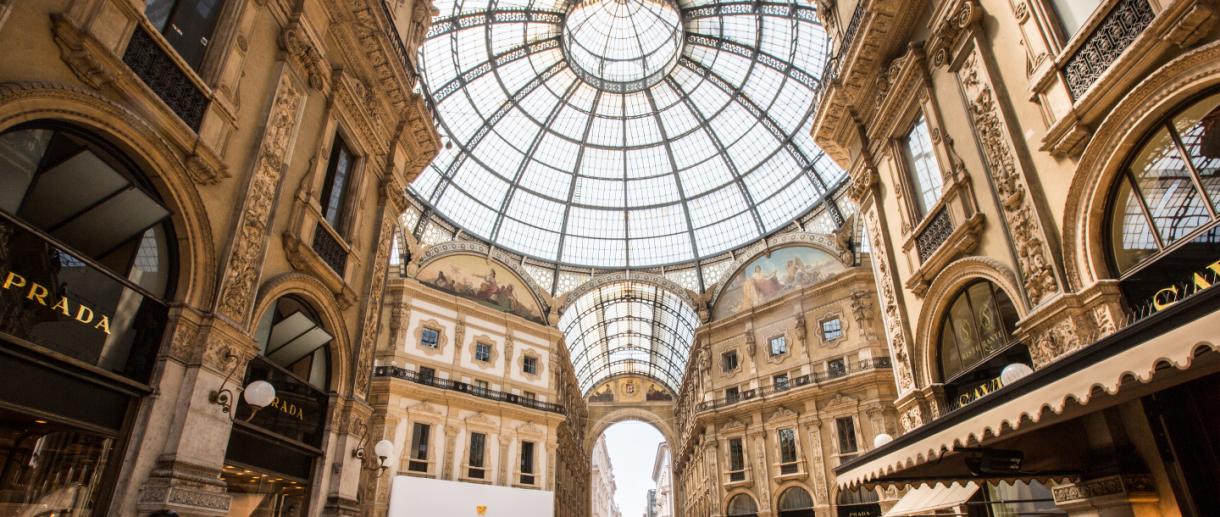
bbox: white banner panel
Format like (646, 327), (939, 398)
(388, 475), (555, 517)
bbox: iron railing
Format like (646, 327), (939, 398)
(312, 222), (348, 275)
(122, 25), (209, 131)
(915, 208), (954, 262)
(697, 357), (891, 411)
(1062, 0), (1154, 100)
(373, 365), (566, 414)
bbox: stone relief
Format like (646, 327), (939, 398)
(865, 209), (916, 393)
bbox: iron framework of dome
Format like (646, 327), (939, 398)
(409, 0), (844, 269)
(558, 281), (699, 394)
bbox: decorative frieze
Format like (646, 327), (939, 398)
(957, 49), (1060, 306)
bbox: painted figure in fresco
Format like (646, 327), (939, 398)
(747, 265), (783, 302)
(476, 268), (500, 299)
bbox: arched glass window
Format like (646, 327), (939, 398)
(727, 494), (759, 516)
(778, 487), (815, 510)
(1109, 91), (1220, 275)
(938, 281), (1021, 381)
(0, 123), (176, 298)
(254, 296), (332, 390)
(837, 487), (881, 517)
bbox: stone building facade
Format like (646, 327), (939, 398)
(672, 236), (898, 517)
(590, 435), (622, 517)
(817, 0), (1220, 515)
(0, 0), (438, 516)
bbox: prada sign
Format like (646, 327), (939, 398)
(0, 217), (166, 383)
(239, 357), (328, 448)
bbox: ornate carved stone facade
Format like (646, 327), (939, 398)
(0, 1), (437, 516)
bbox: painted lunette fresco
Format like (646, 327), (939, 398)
(713, 245), (845, 319)
(417, 254), (545, 324)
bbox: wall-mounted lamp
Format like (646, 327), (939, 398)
(352, 421), (395, 475)
(210, 352), (277, 422)
(1000, 363), (1034, 385)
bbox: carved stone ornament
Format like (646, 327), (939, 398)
(280, 20), (327, 91)
(357, 210), (399, 398)
(958, 49), (1059, 305)
(217, 73), (304, 324)
(866, 209), (916, 393)
(767, 406), (799, 424)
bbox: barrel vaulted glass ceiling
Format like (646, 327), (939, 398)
(410, 0), (842, 268)
(558, 282), (699, 394)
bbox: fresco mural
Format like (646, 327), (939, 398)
(417, 254), (545, 323)
(586, 375), (673, 403)
(713, 245), (844, 319)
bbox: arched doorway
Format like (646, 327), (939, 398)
(778, 486), (815, 517)
(590, 420), (669, 517)
(221, 294), (336, 516)
(836, 487), (881, 517)
(726, 493), (759, 517)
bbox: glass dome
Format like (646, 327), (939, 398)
(411, 0), (842, 268)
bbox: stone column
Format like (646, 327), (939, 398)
(443, 426), (458, 480)
(498, 434), (512, 485)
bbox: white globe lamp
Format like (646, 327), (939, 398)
(242, 380), (277, 409)
(873, 433), (893, 448)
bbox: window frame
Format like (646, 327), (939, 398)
(768, 335), (788, 357)
(318, 130), (359, 235)
(721, 350), (739, 373)
(407, 422), (432, 473)
(777, 427), (801, 475)
(519, 440), (537, 485)
(143, 0), (230, 71)
(475, 342), (492, 362)
(420, 327), (440, 348)
(821, 317), (844, 342)
(726, 436), (747, 482)
(466, 431), (488, 480)
(898, 111), (947, 220)
(835, 416), (859, 459)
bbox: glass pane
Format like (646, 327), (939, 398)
(1173, 92), (1220, 212)
(948, 292), (982, 368)
(1110, 176), (1160, 273)
(0, 411), (114, 517)
(222, 462), (308, 517)
(1051, 0), (1103, 37)
(903, 114), (944, 216)
(1130, 127), (1211, 244)
(967, 282), (1005, 356)
(778, 428), (797, 463)
(940, 317), (963, 380)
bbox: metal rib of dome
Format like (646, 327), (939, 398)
(558, 281), (698, 394)
(411, 0), (841, 268)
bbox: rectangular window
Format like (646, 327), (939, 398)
(520, 441), (536, 485)
(725, 386), (740, 403)
(468, 432), (486, 479)
(144, 0), (227, 70)
(902, 113), (944, 218)
(822, 318), (843, 341)
(773, 373), (789, 391)
(721, 351), (738, 372)
(778, 428), (799, 474)
(836, 417), (859, 457)
(523, 391), (536, 400)
(421, 327), (440, 348)
(474, 379), (489, 391)
(319, 132), (355, 231)
(1050, 0), (1104, 37)
(408, 423), (430, 472)
(523, 356), (538, 375)
(475, 342), (492, 362)
(769, 335), (787, 356)
(827, 358), (847, 378)
(728, 437), (745, 482)
(419, 366), (436, 382)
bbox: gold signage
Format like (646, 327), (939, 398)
(957, 376), (1004, 408)
(2, 271), (112, 335)
(268, 396), (306, 421)
(1149, 259), (1220, 312)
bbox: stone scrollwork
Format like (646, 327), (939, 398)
(217, 73), (304, 324)
(356, 210), (398, 399)
(958, 49), (1060, 306)
(865, 209), (916, 394)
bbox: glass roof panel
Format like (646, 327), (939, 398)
(410, 0), (841, 268)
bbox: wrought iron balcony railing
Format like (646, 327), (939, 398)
(915, 208), (954, 262)
(1061, 0), (1154, 100)
(312, 222), (348, 275)
(373, 365), (566, 414)
(122, 25), (210, 131)
(697, 357), (891, 411)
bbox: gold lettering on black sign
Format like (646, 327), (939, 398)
(957, 376), (1004, 408)
(1150, 259), (1220, 312)
(269, 397), (306, 421)
(2, 271), (112, 334)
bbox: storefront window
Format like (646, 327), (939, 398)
(1108, 91), (1220, 310)
(0, 408), (114, 517)
(727, 494), (758, 517)
(938, 281), (1020, 381)
(221, 463), (307, 517)
(984, 480), (1061, 517)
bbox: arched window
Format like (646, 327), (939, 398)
(937, 281), (1030, 409)
(837, 487), (881, 517)
(254, 295), (332, 390)
(1107, 91), (1220, 309)
(727, 493), (759, 517)
(0, 123), (176, 297)
(778, 487), (815, 517)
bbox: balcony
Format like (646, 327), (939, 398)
(373, 365), (565, 414)
(1061, 0), (1155, 101)
(697, 358), (892, 412)
(121, 24), (210, 132)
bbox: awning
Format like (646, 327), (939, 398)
(836, 288), (1220, 488)
(884, 482), (979, 516)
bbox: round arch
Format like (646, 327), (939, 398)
(0, 81), (218, 309)
(913, 257), (1026, 387)
(414, 245), (552, 319)
(251, 272), (354, 395)
(724, 491), (760, 517)
(584, 406), (676, 456)
(707, 233), (849, 310)
(1064, 40), (1220, 290)
(776, 484), (816, 517)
